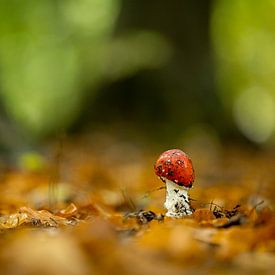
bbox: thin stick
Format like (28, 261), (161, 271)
(48, 132), (65, 210)
(141, 185), (166, 199)
(121, 189), (137, 212)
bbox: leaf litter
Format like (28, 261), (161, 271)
(0, 139), (275, 274)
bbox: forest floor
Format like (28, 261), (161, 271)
(0, 135), (274, 275)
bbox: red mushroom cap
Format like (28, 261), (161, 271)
(154, 149), (195, 188)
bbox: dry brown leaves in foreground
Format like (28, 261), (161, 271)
(0, 142), (275, 275)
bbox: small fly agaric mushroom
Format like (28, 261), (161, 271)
(154, 149), (195, 217)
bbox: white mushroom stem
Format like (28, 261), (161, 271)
(164, 179), (193, 217)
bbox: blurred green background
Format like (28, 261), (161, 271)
(1, 0), (275, 153)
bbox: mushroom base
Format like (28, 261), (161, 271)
(164, 180), (193, 217)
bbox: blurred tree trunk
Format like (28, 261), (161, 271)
(85, 0), (227, 143)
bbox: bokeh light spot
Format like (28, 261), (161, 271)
(233, 87), (275, 143)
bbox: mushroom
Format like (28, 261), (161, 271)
(154, 149), (195, 217)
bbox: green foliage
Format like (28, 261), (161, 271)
(0, 0), (170, 139)
(212, 0), (275, 143)
(0, 1), (86, 137)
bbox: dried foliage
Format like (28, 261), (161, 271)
(0, 139), (275, 275)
